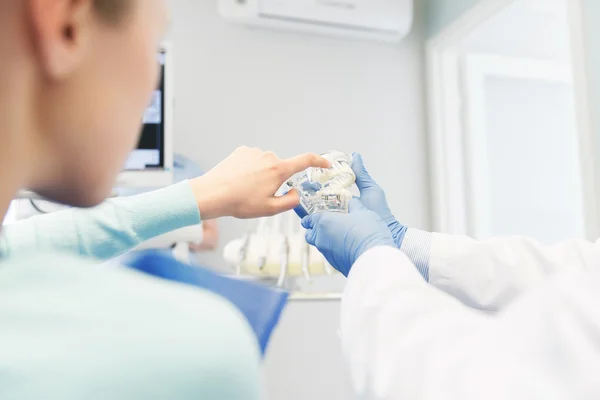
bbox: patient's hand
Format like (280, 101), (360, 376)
(189, 147), (329, 220)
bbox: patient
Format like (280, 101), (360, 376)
(0, 0), (327, 398)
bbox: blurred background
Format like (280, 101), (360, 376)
(168, 4), (426, 395)
(6, 0), (600, 398)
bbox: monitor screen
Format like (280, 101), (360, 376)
(124, 51), (166, 170)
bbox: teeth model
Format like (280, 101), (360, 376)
(286, 150), (355, 215)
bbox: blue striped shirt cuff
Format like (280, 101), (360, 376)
(400, 229), (432, 281)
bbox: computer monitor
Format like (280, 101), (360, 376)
(116, 43), (173, 189)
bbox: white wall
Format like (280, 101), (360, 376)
(169, 1), (430, 269)
(169, 1), (428, 399)
(425, 0), (482, 36)
(581, 0), (600, 206)
(426, 0), (570, 56)
(461, 0), (570, 61)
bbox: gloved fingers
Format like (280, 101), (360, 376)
(352, 195), (366, 208)
(304, 229), (317, 246)
(352, 153), (379, 190)
(301, 213), (323, 230)
(349, 197), (368, 213)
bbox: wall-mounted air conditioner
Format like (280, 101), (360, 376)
(219, 0), (413, 43)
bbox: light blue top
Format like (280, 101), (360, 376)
(1, 154), (204, 260)
(0, 182), (262, 399)
(124, 153), (206, 258)
(0, 182), (200, 260)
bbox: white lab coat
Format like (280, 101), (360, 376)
(341, 233), (600, 399)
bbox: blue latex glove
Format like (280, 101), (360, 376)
(301, 198), (396, 277)
(352, 153), (408, 248)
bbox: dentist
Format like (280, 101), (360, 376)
(302, 154), (600, 399)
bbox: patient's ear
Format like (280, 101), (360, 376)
(26, 0), (94, 80)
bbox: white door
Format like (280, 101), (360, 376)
(462, 55), (586, 243)
(427, 0), (596, 243)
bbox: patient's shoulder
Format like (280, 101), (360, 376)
(0, 254), (262, 400)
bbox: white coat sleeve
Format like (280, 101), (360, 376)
(401, 229), (600, 311)
(341, 246), (600, 400)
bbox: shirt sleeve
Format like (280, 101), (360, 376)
(400, 228), (432, 281)
(0, 181), (200, 261)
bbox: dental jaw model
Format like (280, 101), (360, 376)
(286, 151), (355, 215)
(221, 151), (355, 285)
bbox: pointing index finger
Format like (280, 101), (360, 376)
(282, 153), (330, 177)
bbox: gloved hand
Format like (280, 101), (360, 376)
(301, 198), (395, 277)
(352, 153), (408, 248)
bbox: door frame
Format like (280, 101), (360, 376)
(425, 0), (598, 239)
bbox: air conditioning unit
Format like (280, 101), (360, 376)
(219, 0), (413, 42)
